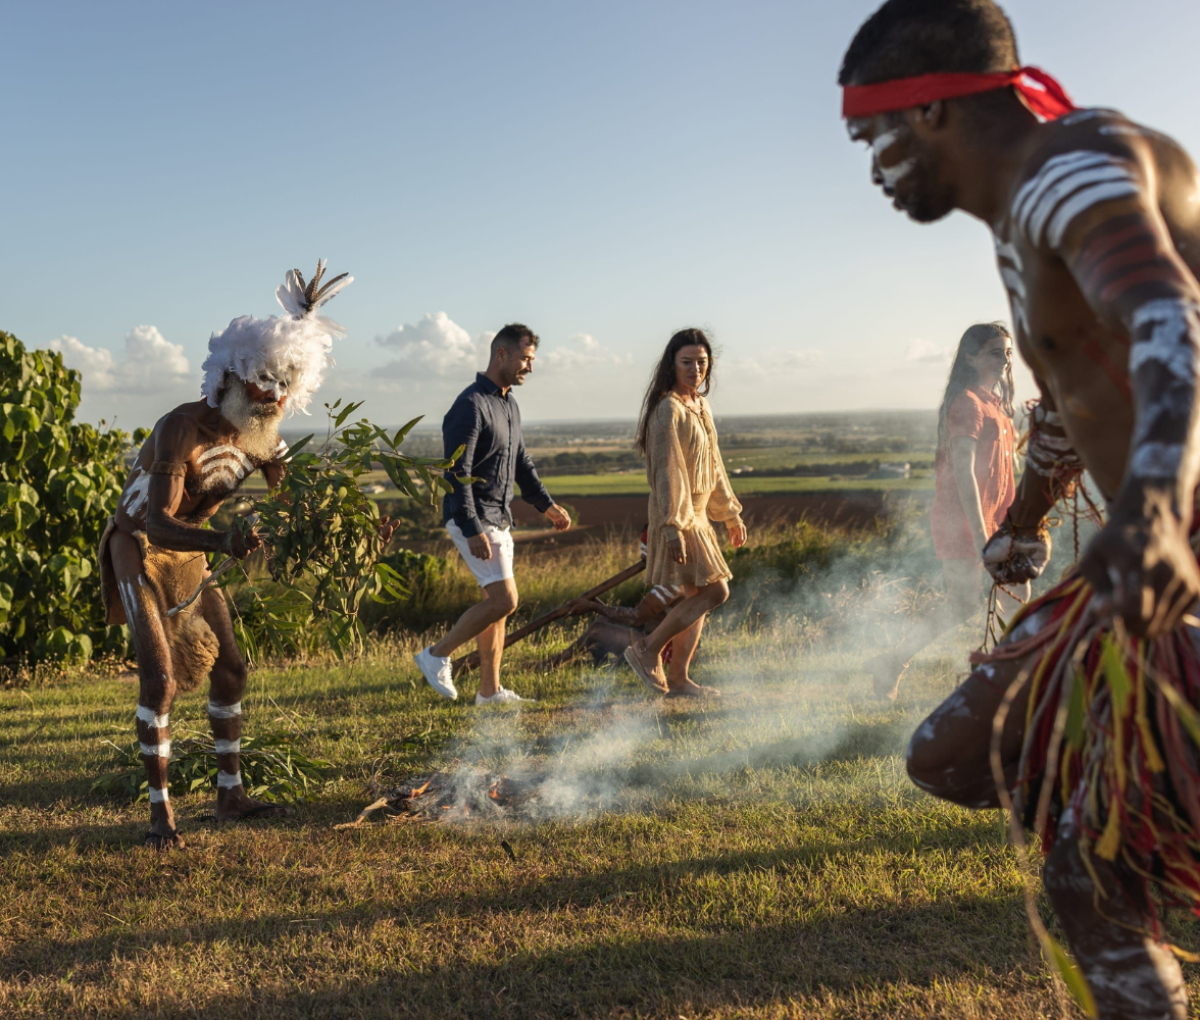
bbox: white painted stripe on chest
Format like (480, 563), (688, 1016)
(199, 444), (254, 471)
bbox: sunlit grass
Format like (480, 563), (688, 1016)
(2, 521), (1191, 1018)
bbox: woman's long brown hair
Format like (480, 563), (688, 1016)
(635, 328), (715, 455)
(936, 321), (1015, 453)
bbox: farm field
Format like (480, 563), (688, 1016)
(523, 472), (934, 498)
(2, 521), (1185, 1020)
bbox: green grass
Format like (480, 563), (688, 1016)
(0, 628), (1153, 1017)
(2, 522), (1189, 1018)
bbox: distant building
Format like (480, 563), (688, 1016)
(867, 462), (910, 480)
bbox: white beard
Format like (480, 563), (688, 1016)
(218, 383), (284, 463)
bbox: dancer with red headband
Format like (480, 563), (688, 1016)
(842, 2), (1200, 1017)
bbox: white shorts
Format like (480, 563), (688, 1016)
(446, 520), (515, 588)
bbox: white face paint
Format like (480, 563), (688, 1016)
(871, 129), (917, 189)
(208, 700), (242, 719)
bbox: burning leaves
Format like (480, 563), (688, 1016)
(337, 770), (549, 827)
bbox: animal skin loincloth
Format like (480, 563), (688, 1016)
(98, 517), (221, 693)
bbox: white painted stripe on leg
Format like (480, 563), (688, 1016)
(214, 739), (241, 754)
(217, 770), (243, 789)
(140, 741), (171, 757)
(136, 705), (170, 728)
(148, 787), (169, 804)
(208, 700), (242, 719)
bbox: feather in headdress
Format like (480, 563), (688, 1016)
(200, 260), (354, 416)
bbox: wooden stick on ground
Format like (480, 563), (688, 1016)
(451, 559), (646, 677)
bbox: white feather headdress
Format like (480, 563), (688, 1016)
(200, 260), (353, 415)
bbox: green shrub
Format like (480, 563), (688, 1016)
(0, 331), (140, 663)
(90, 730), (333, 803)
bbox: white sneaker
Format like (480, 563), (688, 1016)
(415, 647), (457, 700)
(475, 687), (533, 706)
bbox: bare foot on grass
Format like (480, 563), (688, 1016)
(215, 787), (289, 823)
(666, 679), (721, 698)
(867, 654), (908, 702)
(143, 826), (185, 851)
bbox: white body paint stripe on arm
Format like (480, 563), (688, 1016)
(208, 700), (242, 719)
(1129, 442), (1186, 478)
(1012, 151), (1140, 248)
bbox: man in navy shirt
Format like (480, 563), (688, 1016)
(414, 324), (571, 704)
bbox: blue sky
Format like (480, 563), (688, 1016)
(3, 0), (1199, 428)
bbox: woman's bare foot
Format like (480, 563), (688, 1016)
(867, 653), (908, 701)
(666, 678), (721, 698)
(624, 640), (667, 693)
(215, 786), (289, 822)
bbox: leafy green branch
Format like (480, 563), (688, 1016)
(226, 400), (463, 660)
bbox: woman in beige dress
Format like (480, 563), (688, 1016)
(624, 328), (747, 696)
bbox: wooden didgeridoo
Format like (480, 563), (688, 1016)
(451, 559), (646, 677)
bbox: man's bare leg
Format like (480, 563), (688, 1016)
(905, 650), (1032, 808)
(1043, 808), (1187, 1020)
(906, 602), (1188, 1017)
(431, 578), (518, 660)
(476, 618), (506, 698)
(108, 531), (182, 849)
(199, 586), (286, 822)
(870, 558), (985, 700)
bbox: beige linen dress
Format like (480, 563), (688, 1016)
(644, 393), (743, 588)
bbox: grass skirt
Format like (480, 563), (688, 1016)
(972, 569), (1200, 932)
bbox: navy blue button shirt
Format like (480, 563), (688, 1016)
(441, 372), (554, 536)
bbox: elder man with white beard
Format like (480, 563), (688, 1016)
(98, 261), (359, 850)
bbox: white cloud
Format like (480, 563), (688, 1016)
(904, 338), (952, 364)
(727, 348), (824, 378)
(375, 312), (492, 379)
(537, 333), (633, 374)
(49, 325), (191, 392)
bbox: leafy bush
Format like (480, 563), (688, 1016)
(91, 730), (333, 803)
(0, 331), (140, 663)
(226, 401), (459, 659)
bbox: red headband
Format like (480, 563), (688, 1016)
(842, 66), (1076, 121)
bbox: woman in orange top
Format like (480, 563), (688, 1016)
(870, 322), (1027, 699)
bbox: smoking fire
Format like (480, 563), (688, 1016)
(339, 770), (543, 827)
